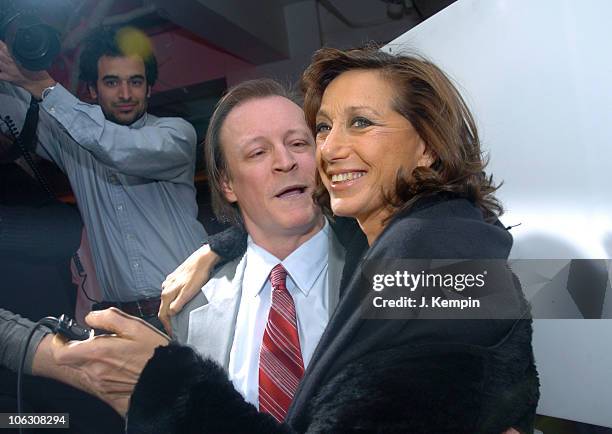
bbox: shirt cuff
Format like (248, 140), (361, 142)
(40, 84), (105, 130)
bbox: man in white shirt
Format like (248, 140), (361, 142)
(170, 78), (345, 414)
(38, 78), (345, 417)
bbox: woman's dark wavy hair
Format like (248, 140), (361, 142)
(79, 26), (158, 88)
(302, 46), (503, 222)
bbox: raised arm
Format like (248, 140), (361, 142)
(40, 84), (197, 180)
(0, 79), (67, 171)
(0, 40), (196, 181)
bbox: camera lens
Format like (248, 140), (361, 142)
(14, 26), (52, 60)
(3, 13), (60, 71)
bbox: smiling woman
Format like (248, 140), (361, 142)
(313, 68), (433, 243)
(296, 46), (539, 432)
(303, 47), (502, 244)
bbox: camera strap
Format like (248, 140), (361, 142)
(2, 96), (56, 200)
(4, 96), (99, 303)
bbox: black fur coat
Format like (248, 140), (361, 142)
(127, 196), (539, 433)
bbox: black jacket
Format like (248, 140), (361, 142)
(127, 196), (539, 433)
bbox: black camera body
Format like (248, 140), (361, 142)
(0, 0), (60, 71)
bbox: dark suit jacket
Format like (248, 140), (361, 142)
(127, 195), (539, 434)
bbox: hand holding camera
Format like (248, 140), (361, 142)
(0, 1), (60, 97)
(0, 0), (60, 71)
(0, 40), (55, 98)
(31, 308), (170, 416)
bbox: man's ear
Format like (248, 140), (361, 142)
(88, 85), (98, 100)
(221, 174), (237, 203)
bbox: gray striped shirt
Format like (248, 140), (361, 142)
(0, 82), (207, 302)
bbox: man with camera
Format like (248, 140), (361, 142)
(0, 26), (207, 330)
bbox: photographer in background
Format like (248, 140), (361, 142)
(0, 25), (207, 331)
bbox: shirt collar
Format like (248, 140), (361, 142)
(244, 220), (329, 298)
(129, 112), (148, 128)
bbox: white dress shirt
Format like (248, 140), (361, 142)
(228, 221), (331, 407)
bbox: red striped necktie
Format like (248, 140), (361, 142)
(258, 264), (305, 422)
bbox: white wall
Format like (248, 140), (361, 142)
(385, 0), (612, 427)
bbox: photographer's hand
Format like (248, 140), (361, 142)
(0, 40), (56, 99)
(33, 308), (170, 416)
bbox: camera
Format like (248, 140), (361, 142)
(0, 0), (60, 71)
